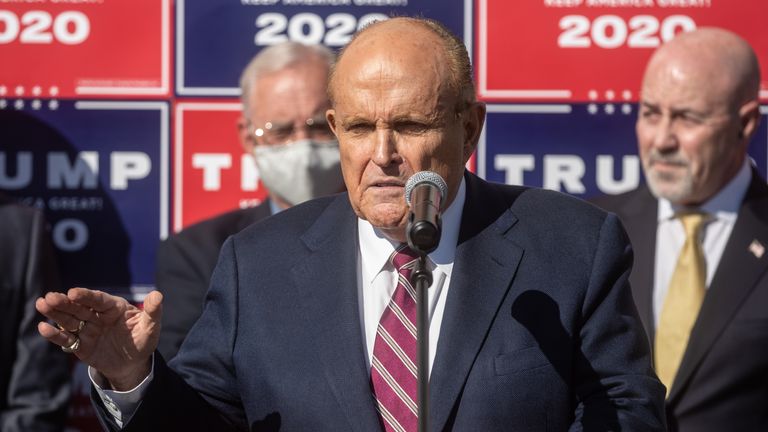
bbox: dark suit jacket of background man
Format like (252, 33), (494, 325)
(592, 168), (768, 432)
(156, 202), (272, 359)
(97, 173), (665, 431)
(0, 195), (70, 431)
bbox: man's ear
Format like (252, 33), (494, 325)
(738, 99), (761, 143)
(462, 101), (486, 163)
(237, 115), (255, 154)
(326, 109), (339, 137)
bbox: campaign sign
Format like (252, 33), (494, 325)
(174, 101), (268, 231)
(476, 0), (768, 102)
(0, 101), (169, 297)
(0, 0), (171, 98)
(478, 103), (768, 198)
(177, 0), (469, 96)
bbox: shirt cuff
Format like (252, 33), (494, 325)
(89, 353), (155, 428)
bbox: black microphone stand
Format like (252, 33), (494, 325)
(410, 253), (432, 432)
(405, 173), (444, 432)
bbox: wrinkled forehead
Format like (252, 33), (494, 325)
(356, 49), (445, 86)
(331, 21), (455, 104)
(335, 56), (454, 120)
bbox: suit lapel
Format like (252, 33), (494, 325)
(429, 174), (523, 431)
(238, 201), (272, 231)
(289, 196), (381, 431)
(618, 187), (658, 341)
(668, 174), (768, 403)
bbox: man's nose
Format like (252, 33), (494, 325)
(652, 117), (678, 152)
(293, 126), (311, 141)
(371, 127), (400, 167)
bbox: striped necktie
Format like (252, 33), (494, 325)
(655, 212), (708, 394)
(371, 245), (420, 432)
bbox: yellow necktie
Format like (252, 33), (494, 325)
(655, 212), (708, 395)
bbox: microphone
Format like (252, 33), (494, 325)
(405, 171), (448, 254)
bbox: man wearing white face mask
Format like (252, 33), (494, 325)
(251, 122), (344, 207)
(155, 42), (344, 360)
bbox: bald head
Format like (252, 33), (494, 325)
(644, 27), (760, 110)
(329, 17), (475, 109)
(637, 27), (762, 206)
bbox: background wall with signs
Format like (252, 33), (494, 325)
(1, 0), (766, 430)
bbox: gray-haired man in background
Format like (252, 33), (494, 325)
(156, 42), (345, 359)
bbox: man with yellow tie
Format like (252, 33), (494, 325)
(593, 27), (767, 431)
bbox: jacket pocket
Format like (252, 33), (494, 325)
(494, 346), (550, 376)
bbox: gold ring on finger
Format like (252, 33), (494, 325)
(61, 336), (81, 353)
(57, 319), (86, 335)
(74, 319), (86, 334)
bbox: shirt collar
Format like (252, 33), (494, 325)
(658, 158), (752, 222)
(358, 176), (466, 283)
(269, 199), (283, 216)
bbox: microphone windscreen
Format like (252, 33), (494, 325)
(404, 171), (448, 206)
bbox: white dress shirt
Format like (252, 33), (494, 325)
(652, 159), (752, 327)
(358, 177), (465, 375)
(93, 177), (467, 426)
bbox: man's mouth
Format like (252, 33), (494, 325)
(371, 180), (405, 188)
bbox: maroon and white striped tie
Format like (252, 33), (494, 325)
(371, 245), (420, 432)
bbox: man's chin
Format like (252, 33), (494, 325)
(370, 218), (407, 233)
(647, 178), (693, 204)
(363, 209), (408, 240)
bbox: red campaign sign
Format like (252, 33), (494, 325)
(0, 0), (170, 99)
(174, 102), (268, 232)
(476, 0), (768, 103)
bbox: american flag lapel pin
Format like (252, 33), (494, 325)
(748, 239), (765, 259)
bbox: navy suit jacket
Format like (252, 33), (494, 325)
(592, 170), (768, 432)
(97, 173), (664, 431)
(156, 202), (273, 360)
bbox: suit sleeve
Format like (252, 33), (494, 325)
(570, 213), (666, 431)
(2, 211), (71, 432)
(102, 236), (246, 431)
(155, 236), (209, 360)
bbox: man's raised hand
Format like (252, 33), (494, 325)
(36, 288), (163, 390)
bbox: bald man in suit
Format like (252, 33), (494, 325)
(593, 28), (767, 431)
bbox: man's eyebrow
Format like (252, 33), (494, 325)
(670, 108), (709, 120)
(338, 110), (443, 128)
(340, 116), (373, 128)
(640, 101), (706, 117)
(391, 111), (443, 123)
(639, 101), (659, 110)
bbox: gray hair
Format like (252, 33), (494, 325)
(239, 42), (335, 116)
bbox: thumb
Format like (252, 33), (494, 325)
(143, 290), (163, 322)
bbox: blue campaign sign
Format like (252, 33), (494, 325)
(177, 0), (469, 96)
(478, 103), (768, 199)
(0, 101), (168, 298)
